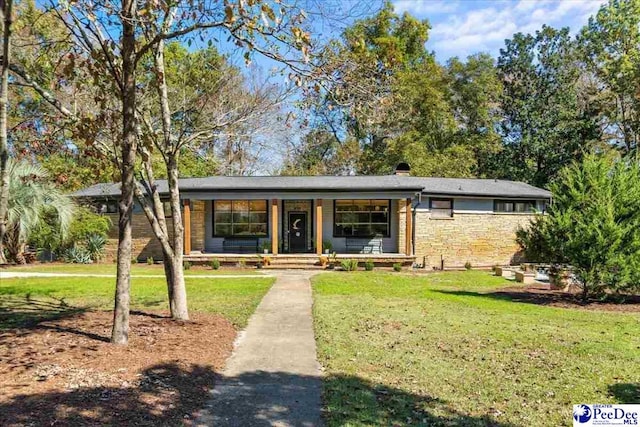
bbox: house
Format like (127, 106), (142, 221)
(73, 165), (551, 269)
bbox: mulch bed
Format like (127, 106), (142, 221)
(492, 285), (640, 313)
(0, 310), (236, 426)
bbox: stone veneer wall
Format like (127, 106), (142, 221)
(414, 211), (532, 269)
(102, 202), (206, 262)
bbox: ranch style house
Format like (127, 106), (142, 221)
(73, 165), (551, 269)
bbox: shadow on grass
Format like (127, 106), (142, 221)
(433, 289), (640, 309)
(0, 295), (86, 330)
(0, 362), (218, 426)
(322, 374), (515, 427)
(0, 368), (516, 426)
(608, 383), (640, 404)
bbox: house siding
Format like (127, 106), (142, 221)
(413, 197), (542, 269)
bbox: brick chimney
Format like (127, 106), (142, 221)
(394, 162), (411, 176)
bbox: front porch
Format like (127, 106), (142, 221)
(181, 195), (416, 262)
(183, 252), (416, 267)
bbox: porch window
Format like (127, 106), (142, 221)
(213, 200), (268, 237)
(494, 200), (536, 213)
(334, 199), (390, 237)
(430, 198), (453, 218)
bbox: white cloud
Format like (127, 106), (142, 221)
(407, 0), (607, 60)
(393, 0), (460, 15)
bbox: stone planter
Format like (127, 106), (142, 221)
(515, 271), (535, 284)
(494, 266), (504, 277)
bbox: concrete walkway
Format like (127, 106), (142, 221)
(197, 272), (323, 427)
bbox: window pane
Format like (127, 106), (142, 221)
(495, 201), (507, 212)
(249, 212), (267, 223)
(371, 212), (387, 223)
(250, 200), (267, 211)
(216, 200), (232, 211)
(431, 199), (452, 209)
(233, 224), (250, 235)
(353, 225), (371, 236)
(371, 223), (388, 235)
(353, 200), (370, 211)
(232, 200), (249, 212)
(233, 211), (250, 223)
(250, 223), (267, 235)
(215, 212), (232, 223)
(335, 200), (353, 211)
(215, 224), (231, 236)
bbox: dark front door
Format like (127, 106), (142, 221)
(288, 212), (307, 253)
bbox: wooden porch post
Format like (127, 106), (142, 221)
(405, 198), (413, 256)
(183, 199), (191, 255)
(315, 199), (323, 255)
(271, 199), (279, 255)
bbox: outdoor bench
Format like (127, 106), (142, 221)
(345, 236), (383, 254)
(222, 237), (260, 253)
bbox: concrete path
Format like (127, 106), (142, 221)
(0, 271), (271, 279)
(197, 272), (323, 427)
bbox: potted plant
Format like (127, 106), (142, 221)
(261, 240), (271, 254)
(327, 251), (338, 269)
(322, 240), (333, 255)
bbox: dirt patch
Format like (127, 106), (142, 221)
(492, 285), (640, 313)
(0, 310), (236, 426)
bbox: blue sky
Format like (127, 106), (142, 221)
(392, 0), (606, 61)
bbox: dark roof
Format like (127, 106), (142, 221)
(73, 175), (551, 199)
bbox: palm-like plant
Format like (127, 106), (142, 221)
(4, 160), (76, 263)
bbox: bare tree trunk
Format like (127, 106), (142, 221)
(0, 0), (13, 265)
(166, 157), (189, 320)
(154, 37), (188, 320)
(111, 0), (137, 345)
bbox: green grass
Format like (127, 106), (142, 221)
(1, 263), (263, 275)
(0, 274), (274, 329)
(312, 271), (640, 426)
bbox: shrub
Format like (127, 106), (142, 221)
(85, 234), (106, 262)
(147, 256), (154, 265)
(209, 258), (221, 270)
(64, 246), (92, 264)
(183, 261), (192, 270)
(131, 257), (138, 264)
(464, 261), (472, 270)
(364, 259), (374, 271)
(517, 155), (640, 300)
(340, 259), (359, 271)
(67, 207), (111, 246)
(393, 263), (402, 272)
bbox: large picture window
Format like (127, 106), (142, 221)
(213, 200), (268, 237)
(334, 199), (390, 237)
(494, 200), (536, 213)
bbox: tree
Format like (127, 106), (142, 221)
(517, 155), (640, 300)
(4, 159), (75, 263)
(580, 0), (640, 156)
(0, 0), (13, 263)
(497, 26), (602, 187)
(134, 39), (287, 321)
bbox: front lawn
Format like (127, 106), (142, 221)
(0, 274), (274, 328)
(312, 271), (640, 426)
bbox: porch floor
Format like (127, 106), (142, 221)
(184, 252), (416, 267)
